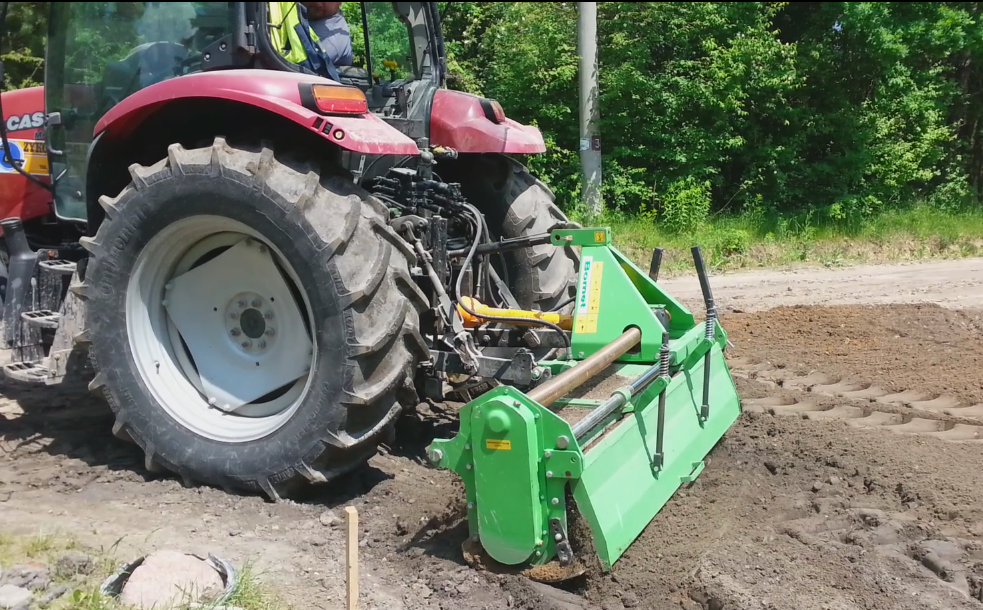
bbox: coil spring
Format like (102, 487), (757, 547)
(659, 332), (671, 377)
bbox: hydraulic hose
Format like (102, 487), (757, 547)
(453, 203), (571, 349)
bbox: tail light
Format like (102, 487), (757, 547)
(480, 98), (506, 124)
(301, 83), (368, 115)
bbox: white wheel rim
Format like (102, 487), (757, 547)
(126, 215), (316, 443)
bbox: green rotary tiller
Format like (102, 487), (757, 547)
(426, 228), (741, 579)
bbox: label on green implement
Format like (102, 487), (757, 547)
(575, 257), (603, 334)
(486, 439), (511, 450)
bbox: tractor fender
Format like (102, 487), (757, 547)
(429, 89), (546, 154)
(0, 86), (53, 222)
(95, 69), (420, 156)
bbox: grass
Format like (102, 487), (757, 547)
(0, 530), (290, 610)
(568, 204), (983, 277)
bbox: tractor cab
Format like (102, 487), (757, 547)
(43, 1), (443, 222)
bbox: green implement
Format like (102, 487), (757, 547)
(426, 228), (742, 573)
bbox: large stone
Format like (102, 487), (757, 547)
(119, 551), (225, 610)
(0, 584), (32, 610)
(0, 563), (49, 591)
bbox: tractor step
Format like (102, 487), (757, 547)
(38, 259), (78, 276)
(3, 361), (50, 383)
(21, 309), (61, 329)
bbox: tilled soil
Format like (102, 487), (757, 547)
(3, 260), (983, 610)
(577, 303), (983, 610)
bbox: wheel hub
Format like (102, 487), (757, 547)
(225, 292), (274, 351)
(162, 236), (313, 413)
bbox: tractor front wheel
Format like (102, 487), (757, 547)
(79, 137), (429, 499)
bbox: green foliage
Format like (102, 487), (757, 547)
(1, 2), (48, 91)
(343, 1), (414, 80)
(439, 1), (983, 234)
(654, 176), (713, 234)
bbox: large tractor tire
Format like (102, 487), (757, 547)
(444, 154), (580, 314)
(77, 137), (429, 500)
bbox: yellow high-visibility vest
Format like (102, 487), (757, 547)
(268, 2), (321, 65)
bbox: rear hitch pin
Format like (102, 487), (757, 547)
(691, 246), (716, 422)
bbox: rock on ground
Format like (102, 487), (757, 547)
(0, 585), (32, 610)
(119, 550), (225, 610)
(0, 563), (49, 591)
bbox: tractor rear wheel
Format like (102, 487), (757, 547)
(444, 154), (579, 314)
(78, 137), (429, 499)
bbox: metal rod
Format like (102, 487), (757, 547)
(447, 232), (553, 258)
(653, 332), (670, 469)
(573, 360), (653, 439)
(571, 332), (672, 441)
(648, 247), (664, 283)
(528, 327), (641, 408)
(691, 246), (716, 421)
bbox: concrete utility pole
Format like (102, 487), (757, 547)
(578, 2), (602, 218)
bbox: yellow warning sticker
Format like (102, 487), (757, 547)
(0, 139), (49, 176)
(485, 439), (511, 451)
(574, 260), (603, 334)
(594, 231), (606, 243)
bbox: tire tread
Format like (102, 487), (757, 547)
(82, 137), (427, 500)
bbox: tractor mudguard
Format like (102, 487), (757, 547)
(94, 70), (420, 156)
(0, 86), (53, 222)
(429, 89), (546, 154)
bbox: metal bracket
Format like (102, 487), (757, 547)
(548, 518), (574, 566)
(432, 349), (538, 386)
(475, 327), (571, 350)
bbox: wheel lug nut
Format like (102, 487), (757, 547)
(251, 299), (261, 308)
(237, 299), (246, 308)
(241, 340), (251, 348)
(258, 340), (267, 349)
(230, 329), (240, 337)
(229, 312), (238, 320)
(265, 328), (275, 337)
(264, 311), (274, 320)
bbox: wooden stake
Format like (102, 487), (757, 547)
(345, 506), (359, 610)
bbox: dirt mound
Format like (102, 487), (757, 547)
(725, 303), (983, 405)
(555, 304), (983, 610)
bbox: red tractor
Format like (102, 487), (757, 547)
(0, 1), (580, 500)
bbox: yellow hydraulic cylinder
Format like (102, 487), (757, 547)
(457, 297), (573, 330)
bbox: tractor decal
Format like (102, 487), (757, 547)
(577, 257), (593, 314)
(0, 139), (50, 176)
(4, 111), (45, 132)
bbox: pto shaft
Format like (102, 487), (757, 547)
(456, 296), (573, 330)
(527, 327), (642, 407)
